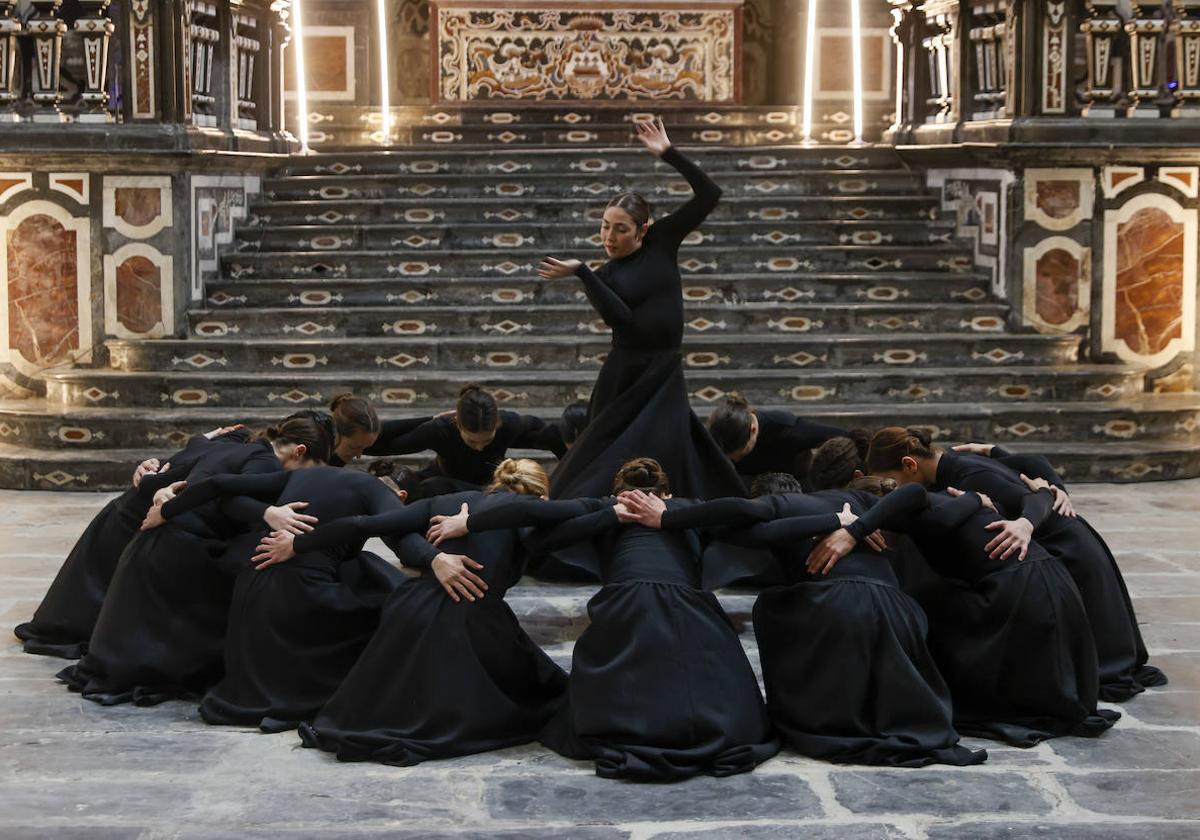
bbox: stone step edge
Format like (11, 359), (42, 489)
(205, 270), (990, 285)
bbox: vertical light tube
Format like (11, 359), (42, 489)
(292, 0), (311, 152)
(375, 0), (392, 143)
(801, 0), (819, 143)
(850, 0), (865, 144)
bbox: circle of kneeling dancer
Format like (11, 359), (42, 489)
(14, 116), (1166, 781)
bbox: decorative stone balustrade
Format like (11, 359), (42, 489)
(0, 0), (288, 132)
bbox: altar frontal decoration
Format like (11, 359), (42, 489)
(432, 2), (741, 103)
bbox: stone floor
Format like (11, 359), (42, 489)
(1, 481), (1198, 839)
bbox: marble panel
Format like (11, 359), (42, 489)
(0, 172), (33, 205)
(284, 26), (355, 101)
(818, 29), (890, 99)
(102, 176), (172, 239)
(1023, 236), (1090, 333)
(1024, 169), (1094, 231)
(1103, 166), (1145, 198)
(1158, 166), (1200, 199)
(4, 210), (87, 369)
(1102, 195), (1197, 367)
(103, 243), (173, 339)
(48, 173), (89, 204)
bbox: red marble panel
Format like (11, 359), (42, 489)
(1035, 248), (1080, 326)
(1115, 208), (1185, 357)
(1036, 181), (1080, 219)
(285, 36), (349, 93)
(116, 255), (162, 334)
(114, 187), (161, 228)
(6, 214), (79, 367)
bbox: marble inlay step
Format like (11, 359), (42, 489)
(204, 272), (991, 308)
(6, 395), (1200, 451)
(220, 247), (978, 279)
(262, 171), (926, 202)
(183, 302), (1012, 338)
(247, 195), (943, 226)
(107, 334), (1080, 373)
(40, 366), (1147, 410)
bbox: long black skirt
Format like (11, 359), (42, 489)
(550, 347), (743, 502)
(540, 580), (780, 781)
(299, 575), (566, 765)
(753, 555), (986, 768)
(926, 554), (1119, 746)
(16, 491), (144, 659)
(199, 551), (402, 732)
(57, 523), (236, 705)
(1036, 515), (1166, 701)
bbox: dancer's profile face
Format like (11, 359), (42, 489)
(335, 429), (379, 463)
(600, 207), (648, 258)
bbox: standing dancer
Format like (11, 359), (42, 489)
(539, 118), (743, 501)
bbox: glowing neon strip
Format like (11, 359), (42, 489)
(850, 0), (865, 144)
(801, 0), (819, 143)
(291, 0), (311, 152)
(375, 0), (391, 142)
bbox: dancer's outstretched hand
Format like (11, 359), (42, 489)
(1020, 473), (1052, 493)
(132, 457), (160, 487)
(1050, 486), (1076, 518)
(432, 552), (487, 602)
(635, 116), (671, 157)
(617, 489), (666, 528)
(538, 257), (581, 279)
(947, 485), (996, 512)
(152, 480), (187, 508)
(253, 530), (296, 570)
(807, 527), (855, 575)
(140, 503), (166, 531)
(984, 517), (1033, 561)
(427, 502), (470, 545)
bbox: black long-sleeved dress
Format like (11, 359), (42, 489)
(658, 486), (987, 768)
(465, 495), (780, 781)
(366, 412), (565, 494)
(57, 439), (284, 704)
(14, 430), (249, 659)
(295, 492), (579, 765)
(898, 490), (1119, 745)
(733, 409), (848, 490)
(549, 146), (744, 502)
(933, 450), (1166, 701)
(147, 467), (409, 730)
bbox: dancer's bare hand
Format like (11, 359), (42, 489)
(864, 530), (888, 552)
(947, 486), (996, 512)
(152, 480), (187, 507)
(140, 504), (166, 531)
(132, 458), (161, 488)
(617, 489), (666, 528)
(538, 257), (581, 279)
(204, 424), (245, 439)
(952, 442), (995, 457)
(835, 502), (857, 527)
(1050, 486), (1077, 518)
(264, 501), (318, 535)
(807, 527), (855, 575)
(427, 502), (469, 546)
(635, 116), (671, 157)
(432, 552), (487, 602)
(253, 530), (296, 570)
(1020, 473), (1052, 493)
(984, 517), (1033, 561)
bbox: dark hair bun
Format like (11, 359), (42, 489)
(368, 458), (396, 477)
(906, 427), (933, 449)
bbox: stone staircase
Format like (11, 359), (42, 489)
(3, 108), (1200, 489)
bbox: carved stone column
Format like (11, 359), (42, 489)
(966, 0), (1007, 119)
(921, 0), (960, 124)
(26, 0), (68, 122)
(888, 0), (918, 131)
(0, 0), (20, 121)
(1125, 1), (1168, 116)
(1081, 0), (1125, 117)
(1172, 0), (1200, 115)
(75, 0), (115, 122)
(1041, 1), (1070, 114)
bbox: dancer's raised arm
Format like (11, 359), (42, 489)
(638, 119), (722, 249)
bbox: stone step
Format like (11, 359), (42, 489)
(262, 170), (927, 202)
(3, 434), (1198, 491)
(281, 146), (906, 177)
(232, 219), (963, 253)
(203, 272), (991, 309)
(5, 395), (1199, 452)
(40, 366), (1146, 410)
(184, 302), (1010, 339)
(107, 334), (1079, 374)
(221, 246), (977, 279)
(246, 194), (942, 226)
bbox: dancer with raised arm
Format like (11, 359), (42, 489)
(539, 118), (743, 501)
